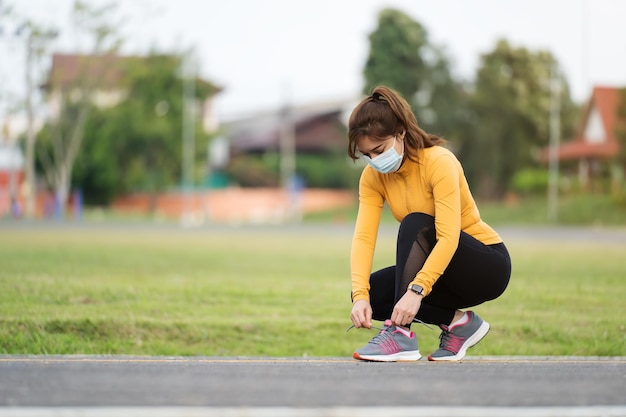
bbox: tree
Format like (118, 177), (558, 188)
(419, 48), (473, 143)
(464, 39), (578, 198)
(363, 8), (429, 102)
(1, 2), (57, 218)
(71, 53), (218, 207)
(22, 24), (58, 218)
(36, 0), (122, 216)
(362, 8), (470, 143)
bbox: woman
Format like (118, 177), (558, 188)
(348, 86), (511, 362)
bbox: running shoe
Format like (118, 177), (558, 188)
(353, 320), (421, 362)
(428, 311), (490, 361)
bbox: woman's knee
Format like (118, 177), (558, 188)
(398, 212), (436, 243)
(400, 212), (434, 228)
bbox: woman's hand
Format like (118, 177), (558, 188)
(350, 299), (373, 329)
(391, 291), (422, 327)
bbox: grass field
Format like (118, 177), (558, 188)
(303, 194), (626, 227)
(0, 224), (625, 357)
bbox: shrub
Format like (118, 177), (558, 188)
(511, 168), (549, 195)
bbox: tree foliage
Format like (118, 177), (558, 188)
(72, 53), (215, 205)
(226, 151), (361, 190)
(361, 13), (583, 199)
(363, 8), (429, 101)
(463, 40), (578, 198)
(362, 8), (470, 146)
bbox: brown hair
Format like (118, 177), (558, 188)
(347, 85), (446, 161)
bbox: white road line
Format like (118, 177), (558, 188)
(1, 407), (626, 417)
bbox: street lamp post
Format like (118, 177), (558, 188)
(547, 62), (561, 223)
(181, 48), (196, 227)
(279, 91), (297, 222)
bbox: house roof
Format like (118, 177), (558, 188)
(224, 98), (357, 153)
(43, 53), (135, 91)
(541, 86), (622, 162)
(43, 53), (222, 96)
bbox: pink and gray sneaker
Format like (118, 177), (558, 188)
(353, 320), (422, 362)
(428, 311), (490, 361)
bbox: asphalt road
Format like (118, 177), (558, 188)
(1, 356), (625, 416)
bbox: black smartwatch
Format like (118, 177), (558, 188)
(409, 284), (424, 296)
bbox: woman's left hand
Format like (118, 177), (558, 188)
(391, 291), (423, 327)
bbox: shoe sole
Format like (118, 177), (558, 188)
(353, 350), (422, 362)
(427, 321), (490, 362)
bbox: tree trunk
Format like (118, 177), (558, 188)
(24, 34), (36, 218)
(48, 160), (70, 219)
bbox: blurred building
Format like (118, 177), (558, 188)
(540, 86), (624, 189)
(223, 98), (356, 154)
(218, 97), (358, 187)
(44, 53), (222, 132)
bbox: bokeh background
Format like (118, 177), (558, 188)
(1, 0), (625, 225)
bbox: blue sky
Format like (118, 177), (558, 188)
(3, 0), (626, 121)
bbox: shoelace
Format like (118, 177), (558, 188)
(439, 329), (464, 353)
(345, 324), (382, 333)
(345, 318), (434, 333)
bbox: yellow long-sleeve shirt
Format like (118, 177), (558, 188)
(351, 145), (502, 303)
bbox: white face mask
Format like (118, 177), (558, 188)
(363, 137), (404, 174)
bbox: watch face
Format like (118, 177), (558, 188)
(411, 285), (423, 294)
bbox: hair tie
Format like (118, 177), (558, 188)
(371, 92), (385, 102)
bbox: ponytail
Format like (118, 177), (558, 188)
(348, 86), (445, 161)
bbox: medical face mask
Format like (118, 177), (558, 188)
(364, 137), (404, 174)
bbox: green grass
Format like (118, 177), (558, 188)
(304, 193), (626, 227)
(0, 225), (624, 357)
(477, 194), (626, 227)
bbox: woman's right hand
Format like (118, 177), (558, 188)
(350, 299), (373, 329)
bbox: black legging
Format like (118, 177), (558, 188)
(368, 212), (511, 326)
